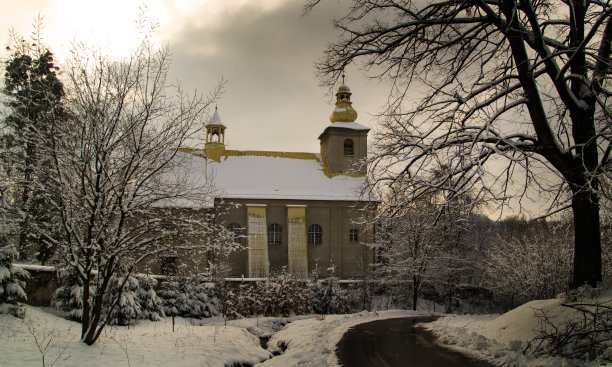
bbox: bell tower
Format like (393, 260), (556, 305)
(205, 107), (227, 162)
(319, 77), (370, 175)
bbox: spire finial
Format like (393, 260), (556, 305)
(342, 72), (345, 85)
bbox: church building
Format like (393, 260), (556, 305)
(157, 82), (377, 279)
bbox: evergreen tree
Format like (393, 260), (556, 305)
(0, 243), (28, 317)
(158, 276), (220, 319)
(137, 276), (165, 321)
(2, 26), (65, 262)
(104, 275), (141, 326)
(51, 267), (86, 321)
(311, 264), (352, 314)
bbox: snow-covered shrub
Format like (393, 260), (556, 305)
(51, 267), (86, 321)
(158, 275), (220, 319)
(223, 283), (261, 320)
(103, 274), (141, 326)
(223, 272), (313, 319)
(0, 244), (28, 317)
(311, 275), (353, 314)
(136, 275), (165, 321)
(258, 274), (313, 317)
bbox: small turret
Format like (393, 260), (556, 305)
(205, 107), (227, 162)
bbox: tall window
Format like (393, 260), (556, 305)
(344, 139), (354, 156)
(227, 223), (243, 243)
(308, 224), (323, 244)
(268, 223), (282, 245)
(349, 229), (359, 242)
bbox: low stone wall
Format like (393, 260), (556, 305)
(15, 264), (59, 307)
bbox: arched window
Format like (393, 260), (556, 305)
(268, 223), (282, 245)
(344, 139), (354, 156)
(227, 223), (243, 243)
(308, 224), (323, 245)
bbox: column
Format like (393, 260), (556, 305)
(287, 205), (308, 278)
(247, 204), (269, 278)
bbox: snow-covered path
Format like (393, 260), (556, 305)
(258, 310), (425, 367)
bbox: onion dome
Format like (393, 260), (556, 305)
(330, 82), (358, 123)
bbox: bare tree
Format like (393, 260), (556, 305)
(33, 29), (223, 344)
(375, 198), (441, 311)
(483, 217), (573, 308)
(307, 0), (612, 287)
(374, 177), (476, 311)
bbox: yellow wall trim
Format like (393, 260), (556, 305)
(179, 147), (364, 178)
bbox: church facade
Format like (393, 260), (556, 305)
(155, 83), (378, 279)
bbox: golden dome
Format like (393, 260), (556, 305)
(330, 83), (358, 123)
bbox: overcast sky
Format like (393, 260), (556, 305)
(1, 0), (392, 153)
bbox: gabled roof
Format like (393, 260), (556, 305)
(160, 148), (378, 208)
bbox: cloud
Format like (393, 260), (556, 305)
(1, 0), (390, 153)
(166, 0), (354, 152)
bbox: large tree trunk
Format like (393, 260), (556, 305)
(571, 188), (602, 288)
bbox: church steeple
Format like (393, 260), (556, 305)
(205, 107), (227, 162)
(319, 78), (369, 176)
(330, 74), (358, 123)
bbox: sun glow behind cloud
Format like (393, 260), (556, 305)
(34, 0), (289, 61)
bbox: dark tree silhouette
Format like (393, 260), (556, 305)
(307, 0), (612, 288)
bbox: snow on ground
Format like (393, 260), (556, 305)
(0, 306), (270, 367)
(0, 306), (423, 367)
(257, 310), (424, 367)
(426, 288), (612, 367)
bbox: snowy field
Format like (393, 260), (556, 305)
(0, 306), (420, 367)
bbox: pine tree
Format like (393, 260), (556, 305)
(158, 276), (220, 319)
(2, 26), (65, 262)
(104, 275), (141, 326)
(137, 276), (165, 321)
(52, 267), (86, 321)
(311, 264), (352, 314)
(0, 243), (28, 317)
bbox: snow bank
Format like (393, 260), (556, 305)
(0, 306), (270, 367)
(426, 289), (612, 367)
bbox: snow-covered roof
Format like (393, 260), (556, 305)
(325, 121), (370, 131)
(161, 149), (377, 208)
(206, 108), (226, 128)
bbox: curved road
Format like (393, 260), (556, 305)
(336, 316), (496, 367)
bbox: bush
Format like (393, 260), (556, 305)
(0, 244), (28, 317)
(311, 277), (354, 314)
(223, 272), (314, 319)
(137, 275), (165, 321)
(51, 267), (86, 321)
(104, 274), (141, 326)
(53, 270), (165, 325)
(158, 275), (220, 319)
